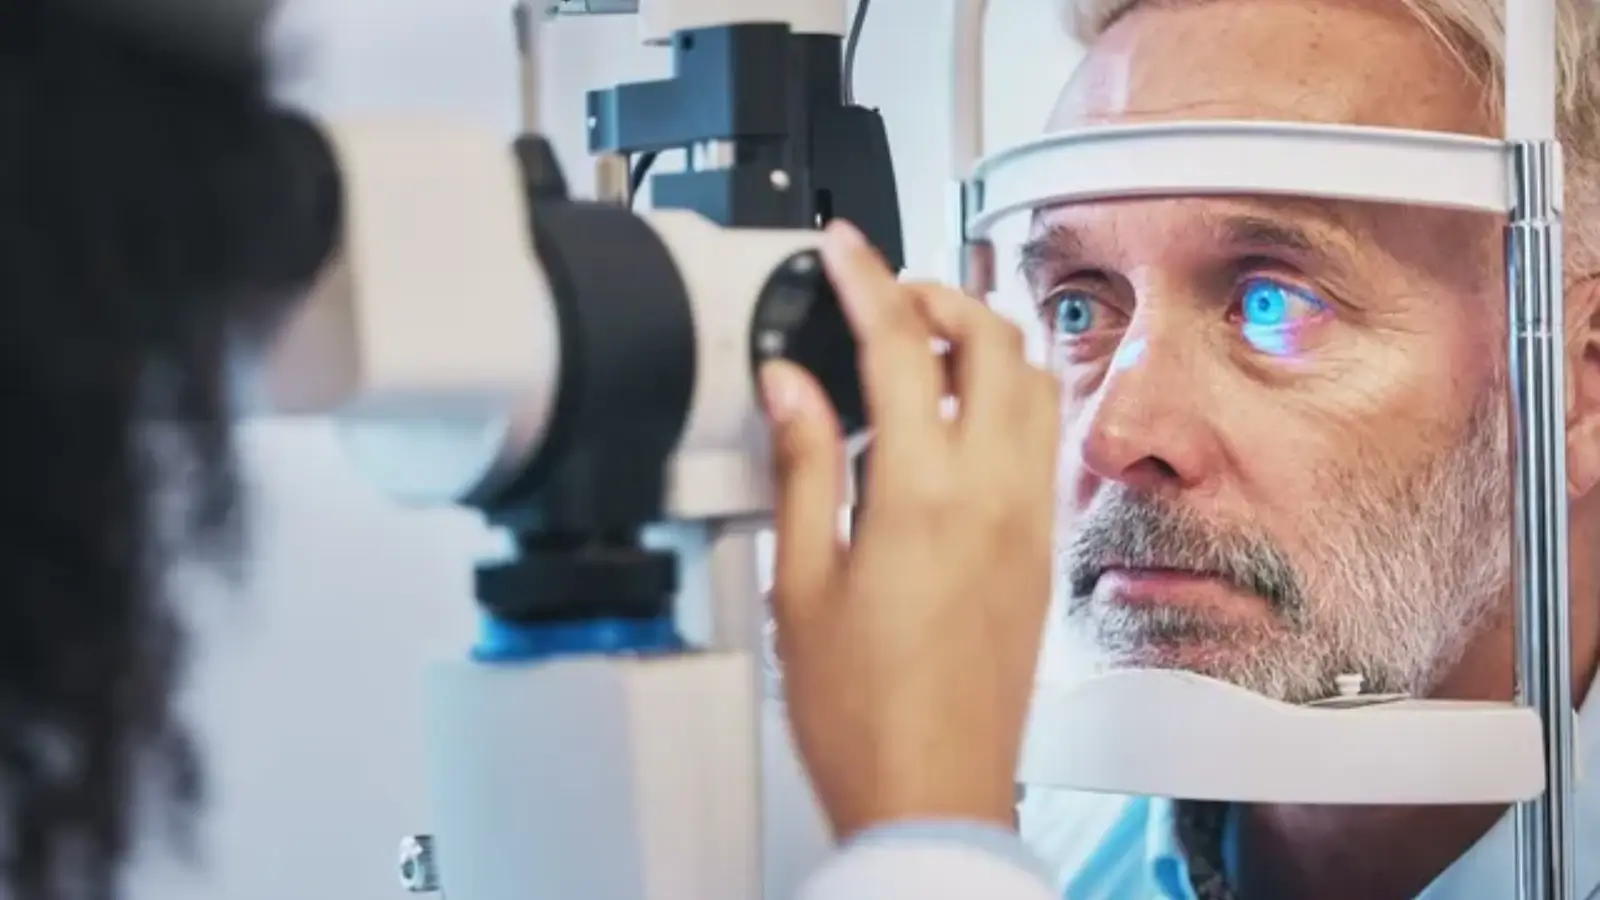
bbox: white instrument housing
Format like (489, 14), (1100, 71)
(966, 120), (1527, 237)
(637, 0), (846, 45)
(250, 118), (563, 505)
(646, 212), (824, 521)
(250, 118), (827, 521)
(1021, 671), (1547, 804)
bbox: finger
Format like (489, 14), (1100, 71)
(761, 360), (847, 626)
(1023, 370), (1064, 452)
(820, 221), (946, 446)
(908, 283), (1031, 437)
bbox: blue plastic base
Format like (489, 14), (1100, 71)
(472, 615), (686, 663)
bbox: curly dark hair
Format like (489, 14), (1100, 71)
(0, 4), (328, 897)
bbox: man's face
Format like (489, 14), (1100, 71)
(1040, 0), (1514, 702)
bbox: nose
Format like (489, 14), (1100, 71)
(1073, 325), (1221, 493)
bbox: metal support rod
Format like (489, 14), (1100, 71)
(950, 179), (994, 298)
(594, 152), (632, 204)
(706, 520), (768, 899)
(513, 1), (541, 134)
(1508, 138), (1576, 900)
(708, 520), (766, 655)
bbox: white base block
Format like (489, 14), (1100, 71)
(421, 652), (759, 900)
(1020, 670), (1547, 804)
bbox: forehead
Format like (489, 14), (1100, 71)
(1024, 194), (1496, 296)
(1029, 0), (1499, 281)
(1020, 193), (1493, 295)
(1049, 0), (1492, 134)
(1026, 195), (1364, 262)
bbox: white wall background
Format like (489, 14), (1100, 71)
(126, 3), (1086, 898)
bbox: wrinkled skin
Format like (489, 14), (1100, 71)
(1036, 0), (1600, 896)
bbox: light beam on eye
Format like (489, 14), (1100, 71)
(1242, 325), (1306, 357)
(1112, 335), (1146, 372)
(1239, 280), (1322, 359)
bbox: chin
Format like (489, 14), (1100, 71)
(1093, 636), (1320, 702)
(1109, 639), (1247, 676)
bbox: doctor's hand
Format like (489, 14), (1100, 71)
(760, 220), (1061, 841)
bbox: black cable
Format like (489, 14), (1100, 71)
(628, 150), (658, 208)
(842, 0), (872, 105)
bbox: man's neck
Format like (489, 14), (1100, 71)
(1235, 801), (1504, 900)
(1235, 612), (1599, 900)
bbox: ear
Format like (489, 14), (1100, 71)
(1567, 275), (1600, 497)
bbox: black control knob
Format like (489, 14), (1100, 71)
(749, 250), (866, 437)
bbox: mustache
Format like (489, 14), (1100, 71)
(1062, 491), (1307, 619)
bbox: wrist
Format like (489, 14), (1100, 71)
(829, 794), (1017, 841)
(840, 818), (1057, 887)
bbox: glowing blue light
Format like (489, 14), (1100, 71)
(1240, 279), (1324, 357)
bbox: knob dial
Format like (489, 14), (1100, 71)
(748, 250), (866, 437)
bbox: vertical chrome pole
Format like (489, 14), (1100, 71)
(512, 1), (541, 134)
(1505, 0), (1570, 893)
(705, 520), (767, 900)
(1508, 136), (1575, 900)
(594, 153), (632, 205)
(950, 179), (993, 298)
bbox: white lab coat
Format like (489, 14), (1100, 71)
(796, 841), (1059, 899)
(763, 708), (1057, 900)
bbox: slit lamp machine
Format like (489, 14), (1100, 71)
(227, 0), (1577, 896)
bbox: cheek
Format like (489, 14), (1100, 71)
(1215, 337), (1489, 519)
(1242, 319), (1322, 359)
(1053, 389), (1104, 520)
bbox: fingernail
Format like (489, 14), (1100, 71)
(760, 362), (802, 423)
(821, 222), (873, 327)
(825, 219), (866, 249)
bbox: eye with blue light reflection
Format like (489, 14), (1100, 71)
(1049, 277), (1326, 359)
(1238, 277), (1327, 357)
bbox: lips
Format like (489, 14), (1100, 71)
(1093, 566), (1248, 611)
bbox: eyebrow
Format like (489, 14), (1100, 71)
(1016, 210), (1361, 287)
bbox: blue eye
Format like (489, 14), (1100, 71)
(1240, 279), (1323, 328)
(1053, 293), (1097, 335)
(1239, 278), (1327, 356)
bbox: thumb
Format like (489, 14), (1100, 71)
(761, 360), (846, 626)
